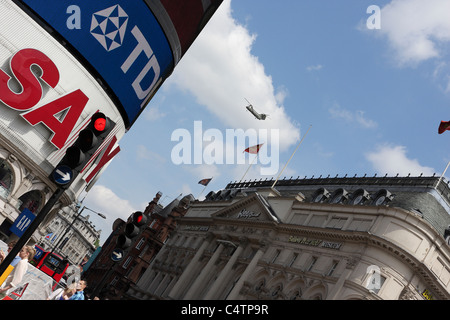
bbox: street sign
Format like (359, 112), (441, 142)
(111, 248), (124, 262)
(52, 165), (73, 185)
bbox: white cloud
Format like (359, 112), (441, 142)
(167, 0), (300, 152)
(144, 106), (166, 122)
(365, 144), (435, 176)
(379, 0), (450, 65)
(329, 103), (377, 129)
(83, 185), (139, 243)
(306, 64), (324, 72)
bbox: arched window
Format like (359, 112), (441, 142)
(271, 284), (283, 299)
(290, 289), (302, 300)
(0, 159), (14, 199)
(18, 190), (43, 214)
(255, 279), (265, 292)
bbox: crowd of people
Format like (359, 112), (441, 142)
(0, 240), (94, 300)
(47, 280), (88, 300)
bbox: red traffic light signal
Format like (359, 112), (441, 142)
(50, 111), (116, 188)
(132, 211), (147, 226)
(92, 112), (110, 134)
(94, 117), (106, 132)
(116, 212), (148, 250)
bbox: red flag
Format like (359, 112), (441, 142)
(439, 121), (450, 134)
(244, 143), (264, 154)
(198, 178), (212, 186)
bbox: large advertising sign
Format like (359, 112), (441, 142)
(18, 0), (174, 129)
(0, 4), (124, 186)
(16, 0), (223, 129)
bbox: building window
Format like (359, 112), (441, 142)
(247, 248), (257, 260)
(288, 253), (298, 267)
(327, 217), (347, 229)
(122, 256), (132, 269)
(110, 276), (119, 286)
(290, 290), (302, 300)
(327, 260), (339, 276)
(139, 245), (149, 258)
(271, 249), (281, 263)
(0, 159), (13, 199)
(255, 279), (265, 292)
(136, 237), (145, 250)
(17, 190), (43, 214)
(271, 284), (282, 298)
(307, 257), (317, 272)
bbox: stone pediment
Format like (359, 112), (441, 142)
(212, 192), (280, 223)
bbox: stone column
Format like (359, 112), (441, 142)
(226, 240), (268, 300)
(168, 233), (214, 299)
(204, 237), (248, 300)
(183, 242), (225, 299)
(327, 255), (359, 300)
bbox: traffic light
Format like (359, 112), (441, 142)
(50, 112), (116, 188)
(116, 211), (147, 249)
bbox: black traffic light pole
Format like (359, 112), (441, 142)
(0, 187), (65, 278)
(0, 112), (115, 282)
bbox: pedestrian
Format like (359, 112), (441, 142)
(47, 285), (76, 300)
(0, 240), (21, 267)
(69, 280), (87, 300)
(0, 245), (36, 297)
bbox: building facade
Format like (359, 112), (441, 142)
(84, 192), (194, 300)
(36, 204), (102, 266)
(0, 147), (67, 244)
(126, 175), (450, 300)
(0, 2), (127, 246)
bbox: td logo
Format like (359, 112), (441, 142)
(90, 5), (129, 52)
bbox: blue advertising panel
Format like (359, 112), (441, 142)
(33, 246), (45, 261)
(10, 208), (36, 237)
(20, 0), (174, 128)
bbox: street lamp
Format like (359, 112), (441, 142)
(50, 205), (106, 258)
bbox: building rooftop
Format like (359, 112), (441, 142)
(198, 175), (450, 237)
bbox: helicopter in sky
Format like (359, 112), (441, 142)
(244, 98), (268, 120)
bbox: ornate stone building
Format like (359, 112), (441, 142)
(36, 204), (102, 266)
(126, 175), (450, 300)
(84, 192), (194, 300)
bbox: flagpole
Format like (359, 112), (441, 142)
(197, 185), (207, 199)
(240, 152), (259, 182)
(436, 160), (450, 190)
(272, 125), (312, 189)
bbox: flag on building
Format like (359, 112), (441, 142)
(44, 233), (53, 241)
(198, 178), (212, 186)
(244, 143), (264, 154)
(439, 121), (450, 134)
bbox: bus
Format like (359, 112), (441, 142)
(33, 245), (69, 286)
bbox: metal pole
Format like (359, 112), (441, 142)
(436, 160), (450, 190)
(50, 206), (105, 256)
(272, 125), (312, 189)
(50, 207), (85, 256)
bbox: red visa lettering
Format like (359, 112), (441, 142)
(22, 89), (89, 149)
(0, 48), (60, 110)
(85, 135), (121, 183)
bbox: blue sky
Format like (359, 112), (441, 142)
(82, 0), (450, 245)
